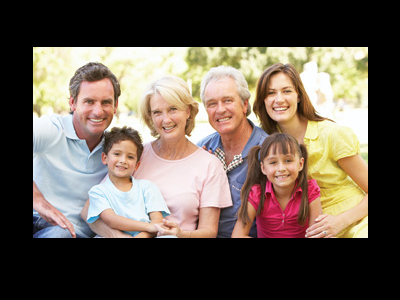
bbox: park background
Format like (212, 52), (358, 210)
(33, 47), (368, 163)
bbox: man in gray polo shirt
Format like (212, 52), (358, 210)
(197, 66), (268, 238)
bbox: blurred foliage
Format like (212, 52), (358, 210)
(33, 47), (367, 117)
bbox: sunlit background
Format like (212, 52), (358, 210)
(33, 47), (368, 163)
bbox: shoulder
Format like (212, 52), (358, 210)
(307, 179), (321, 202)
(249, 184), (262, 200)
(89, 179), (109, 193)
(133, 178), (159, 190)
(196, 131), (221, 150)
(318, 121), (360, 160)
(33, 114), (69, 153)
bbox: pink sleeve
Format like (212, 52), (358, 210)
(247, 184), (262, 211)
(307, 179), (321, 203)
(200, 155), (232, 209)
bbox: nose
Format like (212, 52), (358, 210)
(275, 92), (284, 103)
(92, 102), (104, 116)
(277, 161), (286, 172)
(216, 101), (226, 114)
(119, 154), (128, 164)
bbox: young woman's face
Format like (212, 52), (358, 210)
(261, 147), (304, 191)
(264, 72), (299, 125)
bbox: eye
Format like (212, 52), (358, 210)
(206, 101), (216, 108)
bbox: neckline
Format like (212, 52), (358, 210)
(148, 142), (202, 163)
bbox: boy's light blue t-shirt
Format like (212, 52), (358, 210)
(87, 176), (170, 237)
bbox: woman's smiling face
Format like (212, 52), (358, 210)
(264, 72), (300, 125)
(149, 93), (190, 142)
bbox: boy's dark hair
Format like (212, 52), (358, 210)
(69, 62), (121, 106)
(103, 126), (144, 161)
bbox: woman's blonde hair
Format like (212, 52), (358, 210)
(139, 75), (199, 138)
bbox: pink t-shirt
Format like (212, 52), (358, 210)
(248, 179), (320, 238)
(133, 143), (232, 232)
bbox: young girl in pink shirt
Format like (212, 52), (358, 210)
(232, 133), (322, 238)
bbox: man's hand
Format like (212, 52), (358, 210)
(33, 181), (76, 238)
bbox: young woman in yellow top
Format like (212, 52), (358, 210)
(253, 63), (368, 238)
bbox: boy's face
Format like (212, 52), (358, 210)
(102, 140), (140, 179)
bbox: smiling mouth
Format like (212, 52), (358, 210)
(89, 118), (105, 123)
(273, 107), (289, 112)
(217, 117), (231, 122)
(275, 174), (290, 179)
(163, 125), (176, 131)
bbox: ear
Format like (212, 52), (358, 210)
(243, 99), (249, 114)
(134, 160), (141, 172)
(114, 99), (119, 115)
(260, 161), (268, 176)
(69, 96), (76, 112)
(186, 105), (191, 119)
(298, 157), (304, 171)
(101, 152), (108, 165)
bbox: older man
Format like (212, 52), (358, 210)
(33, 62), (120, 238)
(197, 66), (268, 238)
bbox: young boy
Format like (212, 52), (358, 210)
(87, 126), (170, 237)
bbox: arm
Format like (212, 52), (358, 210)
(81, 199), (133, 238)
(100, 209), (158, 233)
(307, 197), (322, 228)
(231, 202), (257, 238)
(33, 181), (76, 238)
(306, 154), (368, 238)
(155, 207), (221, 238)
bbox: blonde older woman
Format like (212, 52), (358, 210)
(134, 75), (232, 237)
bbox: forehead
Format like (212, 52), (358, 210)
(204, 77), (238, 101)
(78, 78), (115, 100)
(267, 141), (296, 156)
(268, 72), (294, 89)
(111, 140), (138, 153)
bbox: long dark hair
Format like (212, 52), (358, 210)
(253, 63), (333, 134)
(239, 133), (310, 226)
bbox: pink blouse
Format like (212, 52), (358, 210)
(248, 179), (320, 238)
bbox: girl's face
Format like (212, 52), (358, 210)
(264, 72), (299, 125)
(150, 93), (190, 143)
(261, 147), (304, 191)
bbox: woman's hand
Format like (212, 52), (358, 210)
(305, 214), (345, 238)
(154, 219), (182, 237)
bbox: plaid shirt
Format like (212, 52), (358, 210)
(214, 147), (243, 173)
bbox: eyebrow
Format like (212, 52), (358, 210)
(205, 95), (235, 102)
(266, 153), (295, 160)
(268, 86), (294, 90)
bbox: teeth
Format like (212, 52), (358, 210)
(163, 126), (175, 130)
(276, 175), (289, 178)
(90, 119), (104, 122)
(218, 117), (231, 122)
(273, 107), (288, 111)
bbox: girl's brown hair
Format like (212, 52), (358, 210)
(253, 63), (333, 134)
(239, 133), (310, 226)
